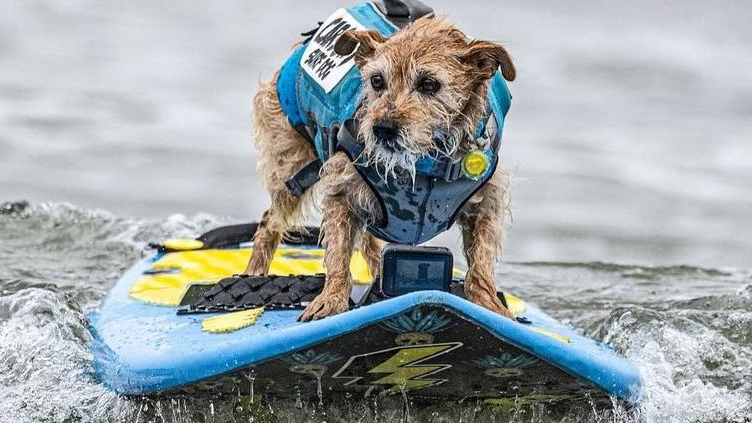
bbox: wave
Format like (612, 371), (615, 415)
(1, 201), (750, 422)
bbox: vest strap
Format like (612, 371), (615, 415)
(285, 159), (323, 198)
(414, 157), (464, 182)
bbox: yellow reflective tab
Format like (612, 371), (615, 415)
(504, 293), (526, 315)
(484, 394), (577, 406)
(202, 308), (264, 333)
(163, 239), (205, 251)
(532, 327), (571, 343)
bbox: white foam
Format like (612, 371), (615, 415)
(620, 313), (751, 422)
(0, 289), (132, 422)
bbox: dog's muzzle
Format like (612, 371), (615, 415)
(338, 119), (491, 182)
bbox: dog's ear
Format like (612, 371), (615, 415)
(334, 29), (386, 66)
(459, 40), (516, 81)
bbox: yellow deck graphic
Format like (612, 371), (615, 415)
(333, 342), (463, 394)
(130, 247), (372, 306)
(484, 394), (579, 406)
(129, 245), (528, 319)
(369, 344), (458, 393)
(201, 308), (264, 333)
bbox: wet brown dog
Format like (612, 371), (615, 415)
(245, 15), (516, 321)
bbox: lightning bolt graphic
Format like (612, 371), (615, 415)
(333, 342), (463, 394)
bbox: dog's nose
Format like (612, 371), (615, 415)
(372, 119), (399, 147)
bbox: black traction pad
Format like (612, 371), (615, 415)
(177, 274), (511, 316)
(177, 275), (326, 315)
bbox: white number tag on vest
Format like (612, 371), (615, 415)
(300, 9), (367, 93)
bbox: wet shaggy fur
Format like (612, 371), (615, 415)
(245, 15), (516, 321)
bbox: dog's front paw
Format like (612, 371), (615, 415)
(298, 293), (350, 322)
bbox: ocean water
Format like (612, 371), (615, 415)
(1, 1), (750, 422)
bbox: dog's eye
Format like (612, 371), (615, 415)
(370, 74), (386, 91)
(417, 77), (441, 95)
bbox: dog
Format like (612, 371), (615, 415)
(244, 1), (516, 322)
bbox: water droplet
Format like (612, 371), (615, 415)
(245, 369), (256, 404)
(316, 374), (324, 406)
(294, 385), (303, 409)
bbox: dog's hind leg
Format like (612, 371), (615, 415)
(245, 75), (317, 276)
(456, 167), (515, 319)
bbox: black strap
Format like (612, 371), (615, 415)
(196, 223), (322, 248)
(421, 158), (465, 182)
(285, 159), (323, 198)
(197, 223), (259, 249)
(149, 223), (322, 253)
(335, 119), (366, 160)
(300, 22), (323, 44)
(374, 0), (433, 27)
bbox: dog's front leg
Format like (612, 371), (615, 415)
(298, 193), (361, 321)
(457, 169), (515, 320)
(298, 153), (366, 321)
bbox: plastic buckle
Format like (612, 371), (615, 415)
(443, 159), (464, 182)
(285, 159), (322, 198)
(285, 179), (305, 198)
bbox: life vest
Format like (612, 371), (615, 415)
(276, 1), (512, 245)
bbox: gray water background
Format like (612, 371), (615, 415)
(1, 1), (751, 422)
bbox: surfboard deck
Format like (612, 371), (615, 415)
(87, 225), (642, 405)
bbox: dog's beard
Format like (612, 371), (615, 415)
(358, 125), (466, 185)
(429, 127), (462, 158)
(361, 132), (420, 184)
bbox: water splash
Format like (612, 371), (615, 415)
(601, 305), (752, 423)
(0, 288), (130, 422)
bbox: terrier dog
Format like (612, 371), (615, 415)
(245, 3), (516, 322)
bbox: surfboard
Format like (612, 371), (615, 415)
(87, 223), (642, 406)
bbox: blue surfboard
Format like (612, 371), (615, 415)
(88, 224), (642, 405)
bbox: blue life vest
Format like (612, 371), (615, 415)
(276, 1), (512, 245)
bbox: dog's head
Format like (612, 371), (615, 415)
(334, 16), (515, 179)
